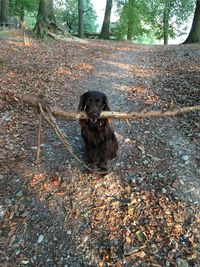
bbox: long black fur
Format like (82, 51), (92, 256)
(78, 91), (118, 171)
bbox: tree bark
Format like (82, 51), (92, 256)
(78, 0), (84, 38)
(34, 0), (50, 38)
(19, 5), (25, 28)
(47, 0), (56, 22)
(127, 23), (132, 41)
(99, 0), (113, 40)
(127, 0), (134, 41)
(163, 0), (171, 45)
(0, 0), (9, 26)
(184, 0), (200, 43)
(33, 0), (64, 39)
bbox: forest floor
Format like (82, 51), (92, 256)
(0, 31), (200, 267)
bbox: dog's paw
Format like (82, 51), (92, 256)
(99, 162), (108, 171)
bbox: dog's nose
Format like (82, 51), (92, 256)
(89, 111), (99, 118)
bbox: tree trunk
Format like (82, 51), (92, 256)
(184, 0), (200, 43)
(0, 0), (9, 26)
(19, 5), (25, 28)
(127, 0), (134, 41)
(163, 15), (169, 45)
(34, 0), (49, 38)
(127, 21), (132, 40)
(99, 0), (113, 40)
(78, 0), (84, 38)
(33, 0), (64, 39)
(163, 0), (171, 45)
(47, 0), (56, 22)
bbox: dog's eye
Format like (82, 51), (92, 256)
(96, 99), (100, 104)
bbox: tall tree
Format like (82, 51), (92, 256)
(47, 0), (56, 22)
(0, 0), (9, 26)
(127, 0), (134, 40)
(20, 4), (25, 25)
(100, 0), (113, 39)
(78, 0), (84, 38)
(149, 0), (195, 45)
(184, 0), (200, 43)
(114, 0), (146, 41)
(162, 0), (171, 44)
(126, 0), (145, 40)
(57, 0), (98, 35)
(34, 0), (64, 38)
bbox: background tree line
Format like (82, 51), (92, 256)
(0, 0), (199, 44)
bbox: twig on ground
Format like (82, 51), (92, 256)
(38, 103), (82, 164)
(36, 113), (42, 161)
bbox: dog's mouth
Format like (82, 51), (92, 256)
(89, 118), (98, 124)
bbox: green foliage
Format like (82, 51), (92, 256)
(114, 0), (195, 43)
(148, 0), (195, 41)
(113, 0), (149, 40)
(134, 34), (162, 44)
(9, 0), (38, 29)
(55, 0), (98, 34)
(24, 12), (37, 29)
(10, 0), (38, 17)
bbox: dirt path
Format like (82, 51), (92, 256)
(79, 44), (200, 205)
(1, 39), (200, 266)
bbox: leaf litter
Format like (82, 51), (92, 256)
(0, 32), (200, 266)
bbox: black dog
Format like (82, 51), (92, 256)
(78, 91), (118, 171)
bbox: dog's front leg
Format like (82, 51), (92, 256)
(99, 155), (108, 171)
(87, 146), (99, 167)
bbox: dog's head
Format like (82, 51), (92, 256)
(78, 91), (110, 123)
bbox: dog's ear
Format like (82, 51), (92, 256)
(103, 95), (111, 111)
(78, 93), (86, 111)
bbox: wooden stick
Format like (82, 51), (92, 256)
(38, 104), (82, 163)
(4, 92), (200, 120)
(36, 114), (42, 161)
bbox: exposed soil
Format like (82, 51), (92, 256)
(0, 32), (200, 266)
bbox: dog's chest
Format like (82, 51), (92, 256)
(86, 125), (108, 145)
